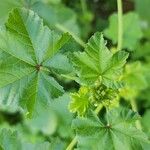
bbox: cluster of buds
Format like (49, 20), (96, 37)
(90, 80), (119, 108)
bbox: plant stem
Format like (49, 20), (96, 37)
(117, 0), (123, 51)
(80, 0), (87, 14)
(66, 104), (103, 150)
(95, 104), (103, 115)
(66, 136), (77, 150)
(130, 99), (142, 130)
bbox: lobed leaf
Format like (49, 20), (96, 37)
(0, 8), (71, 116)
(73, 108), (149, 150)
(71, 32), (128, 89)
(69, 87), (89, 116)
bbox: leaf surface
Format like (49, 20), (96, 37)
(69, 87), (89, 116)
(73, 108), (149, 150)
(72, 32), (128, 88)
(0, 8), (71, 116)
(104, 12), (142, 50)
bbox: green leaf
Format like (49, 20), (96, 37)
(104, 12), (142, 50)
(0, 0), (82, 48)
(43, 53), (73, 74)
(69, 87), (89, 116)
(132, 42), (150, 62)
(31, 1), (82, 46)
(0, 0), (21, 24)
(31, 1), (79, 34)
(0, 8), (71, 116)
(142, 110), (150, 134)
(0, 94), (73, 150)
(72, 32), (128, 89)
(73, 108), (149, 150)
(22, 142), (51, 150)
(0, 129), (22, 150)
(27, 94), (74, 138)
(50, 94), (74, 138)
(120, 62), (148, 100)
(0, 128), (52, 150)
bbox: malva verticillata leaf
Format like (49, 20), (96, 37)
(104, 12), (143, 50)
(71, 32), (129, 89)
(0, 8), (72, 116)
(0, 129), (22, 150)
(0, 128), (52, 150)
(26, 94), (73, 137)
(69, 87), (89, 116)
(72, 108), (149, 150)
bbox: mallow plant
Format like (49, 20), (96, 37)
(0, 0), (150, 150)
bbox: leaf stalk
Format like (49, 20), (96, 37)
(66, 104), (103, 150)
(117, 0), (123, 51)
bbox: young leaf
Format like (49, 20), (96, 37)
(0, 8), (71, 116)
(104, 12), (143, 50)
(73, 108), (149, 150)
(69, 87), (89, 116)
(72, 32), (128, 89)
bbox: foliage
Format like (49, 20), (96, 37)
(73, 108), (149, 150)
(104, 12), (142, 50)
(0, 0), (150, 150)
(71, 32), (128, 88)
(119, 62), (148, 100)
(0, 8), (72, 116)
(69, 87), (89, 117)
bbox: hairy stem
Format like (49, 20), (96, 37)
(66, 104), (103, 150)
(130, 99), (142, 130)
(117, 0), (123, 51)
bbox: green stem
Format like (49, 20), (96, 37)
(41, 66), (51, 73)
(66, 136), (77, 150)
(95, 104), (103, 115)
(130, 99), (142, 130)
(55, 23), (86, 48)
(117, 0), (123, 51)
(80, 0), (87, 14)
(66, 104), (103, 150)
